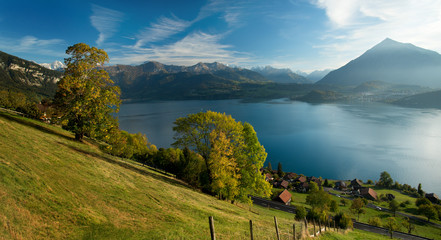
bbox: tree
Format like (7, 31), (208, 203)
(378, 171), (393, 188)
(54, 43), (120, 141)
(334, 212), (353, 229)
(268, 162), (272, 171)
(330, 199), (339, 212)
(417, 183), (424, 197)
(172, 111), (271, 202)
(340, 198), (347, 207)
(309, 181), (319, 193)
(350, 198), (366, 221)
(416, 197), (432, 207)
(306, 189), (331, 211)
(383, 217), (399, 239)
(402, 217), (415, 234)
(418, 204), (438, 222)
(388, 199), (400, 217)
(277, 162), (283, 177)
(295, 205), (306, 221)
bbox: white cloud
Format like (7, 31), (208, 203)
(90, 4), (124, 46)
(0, 35), (66, 58)
(134, 15), (191, 48)
(311, 0), (441, 68)
(113, 32), (253, 66)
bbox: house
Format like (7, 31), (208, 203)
(277, 189), (292, 205)
(334, 181), (347, 190)
(311, 178), (322, 186)
(425, 193), (440, 204)
(350, 179), (363, 190)
(360, 188), (377, 201)
(294, 176), (306, 183)
(280, 180), (289, 189)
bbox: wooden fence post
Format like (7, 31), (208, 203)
(209, 216), (216, 240)
(274, 216), (280, 240)
(249, 220), (254, 240)
(293, 224), (296, 240)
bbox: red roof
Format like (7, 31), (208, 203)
(278, 189), (292, 204)
(295, 176), (306, 183)
(280, 180), (289, 189)
(360, 188), (377, 200)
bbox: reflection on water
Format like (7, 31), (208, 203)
(118, 99), (441, 195)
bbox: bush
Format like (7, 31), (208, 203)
(295, 205), (306, 220)
(368, 217), (382, 227)
(334, 212), (353, 229)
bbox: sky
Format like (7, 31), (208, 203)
(1, 0), (441, 72)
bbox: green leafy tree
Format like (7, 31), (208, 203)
(384, 217), (400, 239)
(268, 162), (272, 171)
(417, 183), (424, 197)
(306, 189), (331, 211)
(402, 217), (415, 234)
(388, 199), (400, 217)
(378, 171), (393, 188)
(172, 111), (271, 202)
(330, 199), (339, 212)
(334, 212), (353, 229)
(54, 43), (121, 141)
(418, 204), (438, 222)
(350, 198), (366, 221)
(308, 181), (319, 193)
(416, 197), (432, 207)
(340, 198), (347, 206)
(295, 205), (307, 221)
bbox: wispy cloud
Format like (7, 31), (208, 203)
(90, 4), (124, 46)
(0, 35), (66, 58)
(310, 0), (441, 68)
(113, 32), (253, 66)
(134, 15), (191, 48)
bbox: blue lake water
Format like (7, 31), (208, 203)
(118, 99), (441, 196)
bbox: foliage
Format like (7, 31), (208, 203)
(340, 198), (347, 206)
(368, 217), (382, 227)
(388, 199), (399, 217)
(377, 171), (393, 188)
(323, 179), (333, 188)
(172, 111), (271, 202)
(104, 129), (155, 160)
(350, 198), (366, 221)
(54, 43), (121, 141)
(334, 212), (353, 229)
(402, 217), (415, 234)
(295, 205), (307, 220)
(330, 199), (339, 212)
(306, 188), (331, 212)
(416, 197), (432, 207)
(417, 183), (424, 197)
(277, 162), (283, 177)
(383, 217), (400, 239)
(309, 181), (319, 192)
(367, 179), (374, 184)
(418, 204), (438, 222)
(0, 90), (42, 119)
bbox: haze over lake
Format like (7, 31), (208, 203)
(118, 100), (441, 195)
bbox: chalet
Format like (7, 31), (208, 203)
(350, 179), (363, 190)
(280, 180), (289, 189)
(334, 181), (347, 190)
(294, 176), (306, 183)
(360, 188), (377, 201)
(277, 189), (292, 205)
(425, 193), (440, 204)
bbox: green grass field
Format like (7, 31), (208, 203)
(0, 110), (392, 239)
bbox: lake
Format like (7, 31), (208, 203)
(118, 99), (441, 196)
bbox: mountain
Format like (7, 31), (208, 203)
(0, 51), (61, 99)
(40, 60), (66, 71)
(252, 66), (312, 84)
(306, 69), (332, 82)
(105, 61), (269, 100)
(317, 38), (441, 87)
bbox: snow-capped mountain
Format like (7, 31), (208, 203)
(40, 60), (66, 71)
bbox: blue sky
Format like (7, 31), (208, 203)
(1, 0), (441, 72)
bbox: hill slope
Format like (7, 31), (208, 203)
(0, 110), (302, 239)
(393, 90), (441, 109)
(317, 38), (441, 87)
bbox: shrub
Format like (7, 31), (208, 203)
(368, 217), (382, 227)
(334, 212), (353, 229)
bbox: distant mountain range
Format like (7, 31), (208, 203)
(39, 60), (66, 71)
(0, 51), (61, 99)
(317, 38), (441, 88)
(306, 69), (332, 82)
(251, 66), (311, 84)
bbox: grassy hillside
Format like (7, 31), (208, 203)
(0, 110), (389, 239)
